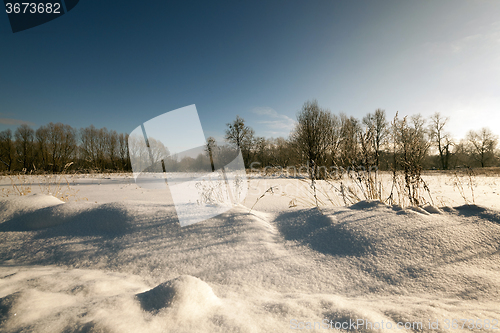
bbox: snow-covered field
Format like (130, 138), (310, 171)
(0, 173), (499, 332)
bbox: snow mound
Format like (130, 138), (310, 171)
(136, 275), (220, 316)
(422, 204), (443, 214)
(0, 200), (133, 236)
(408, 206), (431, 215)
(455, 204), (500, 224)
(275, 208), (373, 256)
(42, 202), (134, 237)
(274, 203), (500, 297)
(349, 200), (388, 210)
(0, 194), (64, 223)
(275, 208), (332, 240)
(0, 292), (18, 325)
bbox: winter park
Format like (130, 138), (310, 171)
(1, 1), (500, 332)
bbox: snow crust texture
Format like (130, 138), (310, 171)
(0, 176), (499, 332)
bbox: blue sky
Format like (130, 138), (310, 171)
(1, 0), (499, 142)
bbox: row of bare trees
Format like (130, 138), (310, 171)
(0, 123), (131, 173)
(0, 103), (498, 173)
(223, 100), (499, 172)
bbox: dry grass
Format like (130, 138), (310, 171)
(333, 167), (383, 205)
(0, 162), (87, 202)
(280, 165), (437, 209)
(279, 167), (385, 209)
(250, 186), (279, 212)
(385, 170), (434, 207)
(451, 167), (476, 205)
(0, 169), (34, 197)
(196, 172), (246, 206)
(195, 177), (229, 205)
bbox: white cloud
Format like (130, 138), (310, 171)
(251, 107), (296, 137)
(423, 22), (500, 63)
(252, 107), (279, 117)
(0, 118), (36, 127)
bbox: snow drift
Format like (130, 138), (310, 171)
(0, 176), (499, 332)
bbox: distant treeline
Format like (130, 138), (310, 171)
(1, 102), (499, 173)
(0, 124), (131, 173)
(223, 101), (499, 173)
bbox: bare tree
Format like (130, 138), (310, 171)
(358, 125), (375, 168)
(389, 113), (431, 205)
(128, 133), (150, 173)
(80, 125), (100, 169)
(106, 130), (119, 169)
(363, 108), (388, 168)
(339, 114), (361, 167)
(466, 128), (498, 167)
(42, 123), (77, 172)
(428, 112), (453, 170)
(14, 124), (35, 170)
(292, 100), (336, 178)
(147, 137), (170, 171)
(0, 129), (15, 171)
(96, 128), (110, 169)
(253, 136), (269, 167)
(205, 137), (217, 171)
(35, 126), (50, 171)
(225, 115), (255, 167)
(264, 137), (293, 168)
(118, 133), (130, 170)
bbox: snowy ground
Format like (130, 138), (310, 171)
(0, 172), (499, 332)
